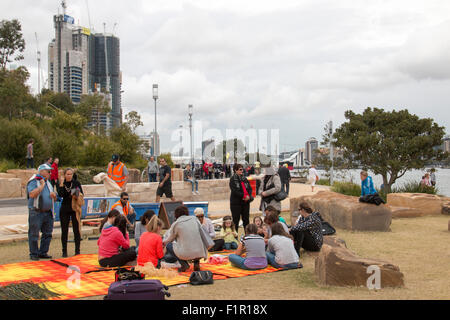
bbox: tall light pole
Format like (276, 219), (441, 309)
(179, 124), (183, 157)
(153, 84), (158, 157)
(329, 120), (334, 186)
(189, 105), (194, 179)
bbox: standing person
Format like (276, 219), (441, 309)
(184, 164), (199, 195)
(202, 161), (209, 180)
(45, 157), (53, 166)
(26, 164), (57, 261)
(111, 192), (136, 235)
(107, 154), (129, 192)
(195, 208), (224, 252)
(259, 164), (282, 214)
(420, 173), (432, 188)
(430, 168), (437, 187)
(289, 202), (323, 256)
(147, 156), (158, 183)
(57, 168), (84, 257)
(50, 158), (59, 188)
(155, 157), (176, 202)
(97, 215), (137, 268)
(26, 139), (34, 169)
(229, 163), (253, 233)
(163, 206), (214, 272)
(228, 224), (268, 271)
(308, 165), (319, 192)
(278, 164), (291, 195)
(360, 170), (376, 196)
(266, 222), (300, 270)
(208, 161), (213, 180)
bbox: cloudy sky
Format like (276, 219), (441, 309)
(3, 0), (450, 155)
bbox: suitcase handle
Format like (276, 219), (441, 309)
(162, 290), (171, 298)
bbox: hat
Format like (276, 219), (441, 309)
(38, 164), (52, 171)
(112, 154), (119, 161)
(194, 208), (204, 216)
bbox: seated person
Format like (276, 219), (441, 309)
(266, 222), (300, 270)
(360, 170), (376, 197)
(137, 215), (164, 268)
(219, 216), (239, 250)
(228, 224), (267, 270)
(195, 208), (224, 252)
(135, 210), (156, 249)
(253, 216), (267, 238)
(99, 209), (120, 231)
(289, 202), (323, 256)
(263, 208), (290, 244)
(97, 215), (137, 267)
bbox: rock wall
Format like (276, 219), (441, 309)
(387, 193), (444, 217)
(82, 178), (231, 203)
(290, 191), (392, 231)
(0, 178), (22, 198)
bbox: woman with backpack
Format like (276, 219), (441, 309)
(258, 163), (282, 214)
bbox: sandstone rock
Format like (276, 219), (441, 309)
(0, 178), (22, 199)
(171, 168), (184, 182)
(6, 169), (37, 188)
(387, 205), (423, 219)
(291, 191), (392, 231)
(0, 173), (16, 179)
(442, 202), (450, 216)
(315, 240), (404, 288)
(387, 193), (443, 216)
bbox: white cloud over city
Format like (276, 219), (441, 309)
(3, 0), (450, 153)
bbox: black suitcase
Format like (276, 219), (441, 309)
(104, 280), (171, 300)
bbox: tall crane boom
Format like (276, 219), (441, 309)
(35, 32), (41, 95)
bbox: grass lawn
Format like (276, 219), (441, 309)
(0, 213), (449, 300)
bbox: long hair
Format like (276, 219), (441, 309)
(113, 215), (128, 238)
(298, 202), (313, 214)
(99, 209), (120, 232)
(146, 215), (163, 233)
(245, 223), (258, 235)
(271, 222), (293, 240)
(264, 211), (280, 225)
(140, 210), (156, 226)
(222, 215), (236, 232)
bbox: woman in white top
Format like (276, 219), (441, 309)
(266, 222), (300, 269)
(308, 165), (319, 192)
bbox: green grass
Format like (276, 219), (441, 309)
(331, 181), (361, 197)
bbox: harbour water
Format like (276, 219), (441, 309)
(313, 168), (450, 197)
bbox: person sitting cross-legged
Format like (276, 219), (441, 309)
(266, 222), (301, 270)
(228, 224), (267, 270)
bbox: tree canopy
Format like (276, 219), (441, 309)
(0, 19), (25, 70)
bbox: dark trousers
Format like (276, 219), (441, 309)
(99, 247), (137, 268)
(165, 242), (199, 268)
(230, 202), (250, 232)
(26, 158), (34, 169)
(148, 173), (157, 182)
(208, 239), (225, 252)
(60, 208), (81, 254)
(28, 210), (53, 258)
(281, 181), (290, 195)
(290, 229), (320, 255)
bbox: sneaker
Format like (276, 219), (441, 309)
(192, 191), (196, 195)
(30, 256), (40, 261)
(62, 252), (68, 258)
(193, 260), (201, 271)
(195, 191), (200, 195)
(38, 254), (52, 259)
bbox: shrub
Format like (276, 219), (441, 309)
(0, 159), (19, 172)
(331, 181), (361, 197)
(316, 178), (331, 186)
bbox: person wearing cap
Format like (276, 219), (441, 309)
(195, 208), (224, 252)
(107, 154), (129, 191)
(26, 164), (57, 261)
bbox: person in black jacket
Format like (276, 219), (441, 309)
(278, 164), (291, 195)
(229, 163), (253, 233)
(57, 168), (84, 257)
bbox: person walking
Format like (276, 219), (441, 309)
(308, 164), (319, 192)
(430, 168), (437, 187)
(156, 157), (176, 202)
(26, 164), (57, 261)
(229, 163), (253, 233)
(147, 156), (158, 183)
(50, 158), (59, 189)
(184, 164), (199, 195)
(57, 168), (84, 257)
(278, 163), (291, 195)
(26, 139), (34, 169)
(259, 164), (282, 214)
(107, 154), (129, 192)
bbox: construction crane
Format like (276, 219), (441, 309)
(34, 32), (42, 95)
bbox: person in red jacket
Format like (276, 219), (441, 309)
(137, 215), (164, 268)
(97, 215), (136, 267)
(50, 158), (59, 188)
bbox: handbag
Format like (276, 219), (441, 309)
(189, 271), (214, 285)
(273, 191), (288, 202)
(115, 267), (145, 282)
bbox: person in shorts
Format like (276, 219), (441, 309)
(155, 157), (176, 202)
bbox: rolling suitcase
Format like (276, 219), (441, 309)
(104, 280), (171, 300)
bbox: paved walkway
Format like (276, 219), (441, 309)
(0, 183), (330, 244)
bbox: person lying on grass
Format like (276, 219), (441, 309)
(228, 224), (267, 270)
(266, 222), (301, 270)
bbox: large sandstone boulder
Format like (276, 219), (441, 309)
(127, 169), (141, 183)
(171, 168), (183, 182)
(291, 191), (392, 231)
(387, 205), (423, 219)
(442, 202), (450, 216)
(0, 178), (22, 198)
(315, 236), (404, 288)
(6, 169), (37, 188)
(387, 193), (443, 216)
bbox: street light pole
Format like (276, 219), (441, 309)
(189, 105), (194, 182)
(153, 84), (158, 157)
(179, 124), (183, 157)
(329, 120), (334, 186)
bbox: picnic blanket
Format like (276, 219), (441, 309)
(0, 251), (291, 300)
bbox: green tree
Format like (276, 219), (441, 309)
(79, 134), (119, 167)
(76, 93), (111, 134)
(125, 110), (143, 133)
(0, 19), (25, 70)
(158, 153), (174, 168)
(110, 124), (145, 164)
(333, 107), (446, 193)
(0, 67), (30, 120)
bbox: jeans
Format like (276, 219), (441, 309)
(26, 158), (34, 169)
(266, 252), (298, 270)
(148, 173), (157, 182)
(281, 181), (290, 195)
(224, 242), (238, 250)
(228, 254), (250, 270)
(184, 179), (199, 192)
(28, 209), (54, 258)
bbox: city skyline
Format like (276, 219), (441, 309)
(3, 0), (450, 154)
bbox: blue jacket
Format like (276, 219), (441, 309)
(361, 176), (376, 196)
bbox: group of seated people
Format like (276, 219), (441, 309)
(96, 202), (324, 273)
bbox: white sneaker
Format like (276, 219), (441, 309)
(192, 191), (196, 195)
(195, 191), (200, 195)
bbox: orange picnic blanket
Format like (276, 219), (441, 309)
(0, 252), (289, 300)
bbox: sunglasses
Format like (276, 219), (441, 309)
(122, 198), (129, 201)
